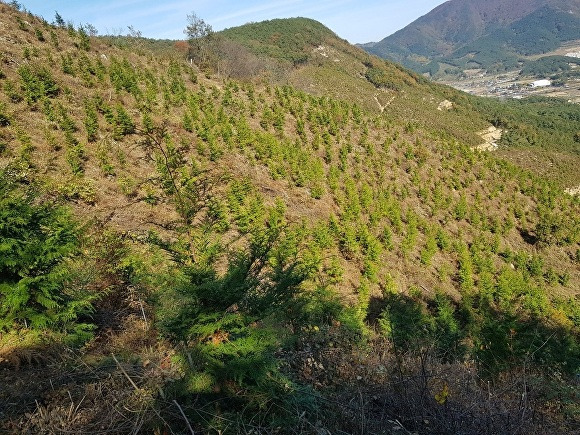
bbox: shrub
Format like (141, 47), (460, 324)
(113, 105), (135, 138)
(379, 294), (431, 351)
(18, 64), (59, 104)
(456, 241), (474, 293)
(65, 141), (86, 175)
(109, 58), (140, 96)
(35, 28), (45, 42)
(365, 67), (401, 90)
(61, 54), (75, 75)
(77, 25), (90, 51)
(84, 100), (99, 142)
(0, 172), (93, 331)
(0, 103), (10, 127)
(49, 29), (59, 48)
(420, 230), (438, 265)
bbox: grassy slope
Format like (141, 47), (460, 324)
(0, 5), (579, 434)
(221, 18), (580, 187)
(222, 18), (489, 141)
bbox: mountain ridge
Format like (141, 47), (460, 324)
(363, 0), (580, 75)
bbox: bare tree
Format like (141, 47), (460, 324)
(184, 12), (214, 68)
(85, 23), (98, 37)
(127, 25), (142, 39)
(215, 38), (265, 79)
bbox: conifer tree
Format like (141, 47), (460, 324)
(0, 174), (92, 331)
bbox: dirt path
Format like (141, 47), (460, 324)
(564, 185), (580, 196)
(473, 126), (502, 151)
(374, 94), (394, 113)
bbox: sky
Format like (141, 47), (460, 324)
(17, 0), (446, 44)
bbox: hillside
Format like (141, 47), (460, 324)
(219, 17), (580, 188)
(0, 4), (579, 434)
(363, 0), (580, 76)
(221, 17), (489, 141)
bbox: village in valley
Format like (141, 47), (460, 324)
(443, 72), (580, 101)
(441, 44), (580, 102)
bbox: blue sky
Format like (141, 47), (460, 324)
(17, 0), (445, 43)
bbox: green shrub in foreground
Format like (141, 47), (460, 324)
(0, 170), (93, 333)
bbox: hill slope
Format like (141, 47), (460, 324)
(219, 17), (580, 188)
(363, 0), (580, 75)
(0, 5), (579, 434)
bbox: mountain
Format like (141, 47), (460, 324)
(363, 0), (580, 76)
(0, 4), (579, 434)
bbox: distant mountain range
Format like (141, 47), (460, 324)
(361, 0), (580, 76)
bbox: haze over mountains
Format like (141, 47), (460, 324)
(362, 0), (580, 76)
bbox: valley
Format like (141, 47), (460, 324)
(442, 69), (580, 101)
(439, 41), (580, 102)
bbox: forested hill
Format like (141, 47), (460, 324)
(362, 0), (580, 75)
(0, 3), (579, 434)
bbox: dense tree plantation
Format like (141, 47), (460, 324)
(0, 3), (578, 434)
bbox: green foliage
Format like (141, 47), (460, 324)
(521, 56), (580, 78)
(356, 278), (371, 318)
(113, 105), (135, 139)
(401, 210), (419, 258)
(3, 79), (23, 103)
(379, 293), (432, 351)
(156, 203), (321, 430)
(474, 308), (579, 377)
(0, 13), (577, 430)
(65, 141), (86, 175)
(166, 60), (186, 106)
(61, 54), (75, 75)
(435, 227), (450, 252)
(0, 172), (93, 331)
(420, 229), (438, 265)
(18, 64), (59, 104)
(220, 18), (335, 66)
(76, 25), (90, 51)
(500, 7), (580, 55)
(49, 29), (59, 48)
(453, 194), (468, 220)
(365, 67), (401, 90)
(456, 241), (474, 293)
(54, 11), (65, 28)
(469, 96), (580, 158)
(35, 28), (45, 42)
(432, 293), (465, 362)
(84, 99), (99, 142)
(535, 207), (578, 246)
(109, 57), (140, 96)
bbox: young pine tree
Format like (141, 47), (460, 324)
(0, 175), (93, 331)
